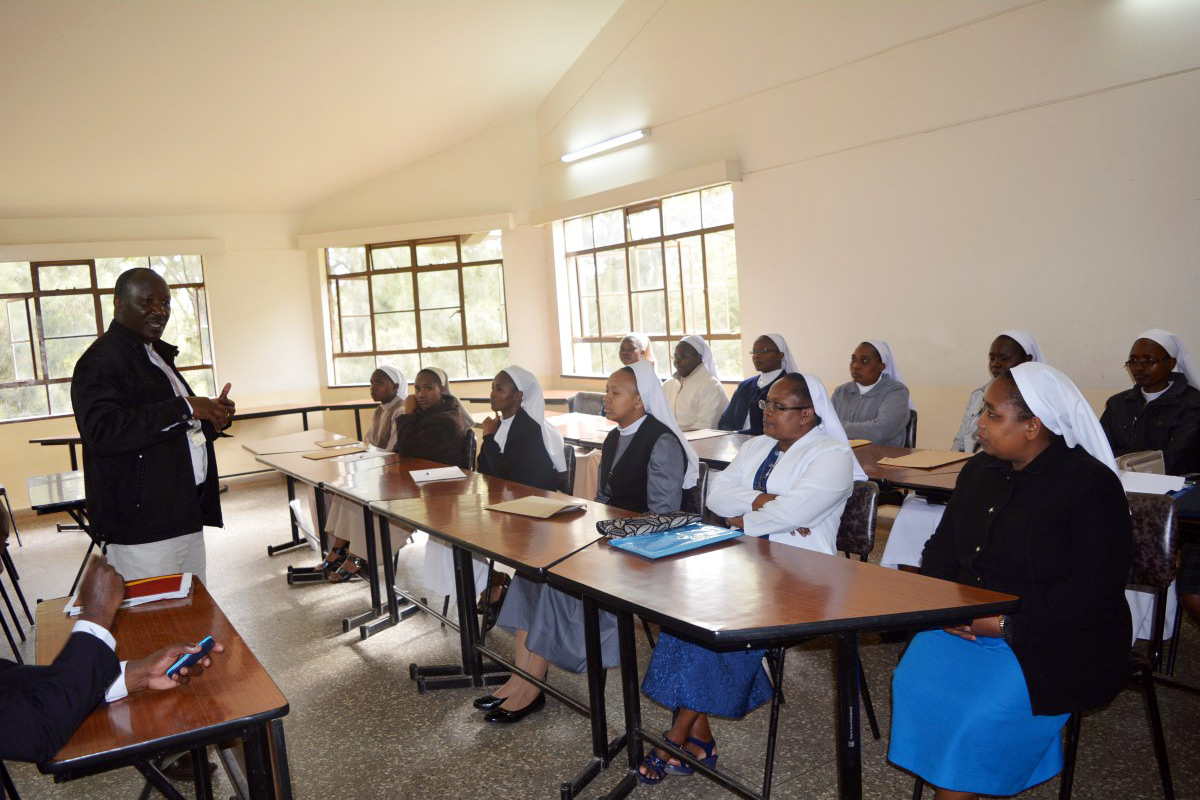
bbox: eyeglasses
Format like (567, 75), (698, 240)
(749, 349), (780, 356)
(1125, 357), (1171, 367)
(758, 399), (811, 413)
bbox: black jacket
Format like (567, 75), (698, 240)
(393, 395), (472, 468)
(71, 321), (224, 546)
(1100, 373), (1200, 475)
(478, 409), (564, 492)
(0, 632), (119, 763)
(717, 373), (784, 435)
(920, 438), (1132, 715)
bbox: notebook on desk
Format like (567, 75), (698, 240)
(65, 573), (193, 616)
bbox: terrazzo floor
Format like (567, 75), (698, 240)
(2, 474), (1198, 799)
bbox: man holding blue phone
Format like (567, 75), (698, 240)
(0, 548), (224, 767)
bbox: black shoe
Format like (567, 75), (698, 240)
(483, 692), (545, 724)
(472, 694), (506, 711)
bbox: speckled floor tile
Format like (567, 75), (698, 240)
(2, 478), (1198, 799)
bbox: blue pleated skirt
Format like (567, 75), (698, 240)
(889, 631), (1069, 796)
(641, 632), (774, 719)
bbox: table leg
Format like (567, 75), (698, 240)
(243, 724), (276, 800)
(602, 609), (642, 800)
(270, 476), (310, 557)
(835, 632), (863, 800)
(190, 745), (213, 800)
(353, 409), (363, 440)
(301, 411), (310, 431)
(270, 718), (294, 800)
(133, 761), (188, 800)
(760, 647), (788, 798)
(343, 504), (384, 632)
(286, 485), (328, 584)
(68, 443), (78, 471)
(0, 548), (32, 626)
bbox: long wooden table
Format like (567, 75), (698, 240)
(456, 388), (577, 406)
(35, 580), (291, 799)
(548, 537), (1017, 800)
(854, 443), (967, 497)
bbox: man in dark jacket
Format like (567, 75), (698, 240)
(71, 268), (234, 584)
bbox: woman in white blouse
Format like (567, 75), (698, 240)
(662, 335), (729, 430)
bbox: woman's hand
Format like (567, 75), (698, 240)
(402, 395), (418, 415)
(726, 515), (745, 529)
(750, 492), (777, 511)
(480, 415), (500, 437)
(943, 616), (1003, 641)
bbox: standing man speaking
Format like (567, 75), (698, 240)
(72, 268), (234, 584)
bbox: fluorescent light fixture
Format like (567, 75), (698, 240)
(561, 129), (649, 163)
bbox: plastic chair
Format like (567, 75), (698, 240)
(560, 444), (576, 494)
(568, 391), (605, 416)
(837, 481), (881, 740)
(462, 428), (477, 471)
(904, 409), (918, 448)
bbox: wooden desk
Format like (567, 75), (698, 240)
(548, 537), (1016, 800)
(369, 470), (635, 798)
(456, 388), (576, 406)
(29, 435), (84, 470)
(241, 428), (351, 456)
(688, 431), (751, 469)
(35, 581), (291, 799)
(854, 444), (967, 498)
(27, 470), (96, 595)
(549, 413), (751, 469)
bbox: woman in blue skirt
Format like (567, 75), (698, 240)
(889, 363), (1132, 799)
(638, 373), (858, 783)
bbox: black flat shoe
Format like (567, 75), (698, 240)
(473, 694), (506, 711)
(483, 692), (545, 724)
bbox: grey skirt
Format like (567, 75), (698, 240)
(496, 575), (619, 673)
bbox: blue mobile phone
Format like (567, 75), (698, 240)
(166, 635), (215, 679)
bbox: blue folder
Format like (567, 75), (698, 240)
(607, 523), (743, 559)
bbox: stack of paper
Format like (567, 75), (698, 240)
(876, 450), (974, 469)
(65, 573), (193, 616)
(486, 496), (587, 518)
(410, 466), (468, 483)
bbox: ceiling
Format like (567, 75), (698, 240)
(0, 0), (621, 219)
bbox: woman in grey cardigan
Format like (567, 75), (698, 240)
(831, 340), (911, 446)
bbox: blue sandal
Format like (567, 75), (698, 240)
(663, 736), (718, 775)
(637, 736), (685, 785)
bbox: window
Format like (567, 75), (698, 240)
(325, 231), (509, 385)
(559, 184), (740, 379)
(0, 256), (215, 422)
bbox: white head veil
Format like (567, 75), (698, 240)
(800, 373), (869, 481)
(627, 360), (699, 489)
(500, 366), (567, 472)
(623, 332), (651, 355)
(864, 339), (913, 410)
(376, 365), (408, 399)
(421, 366), (450, 390)
(1010, 362), (1117, 474)
(679, 334), (718, 379)
(998, 330), (1046, 364)
(763, 333), (799, 374)
(1136, 329), (1200, 389)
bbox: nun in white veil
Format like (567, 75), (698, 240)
(831, 339), (912, 446)
(717, 332), (799, 435)
(663, 334), (730, 430)
(883, 330), (1044, 571)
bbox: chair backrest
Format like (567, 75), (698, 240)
(680, 462), (710, 515)
(1126, 491), (1178, 671)
(570, 391), (605, 416)
(561, 443), (577, 494)
(462, 428), (477, 471)
(904, 409), (918, 448)
(836, 480), (879, 560)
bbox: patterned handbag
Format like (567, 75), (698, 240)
(596, 512), (702, 538)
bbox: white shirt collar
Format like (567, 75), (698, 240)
(618, 414), (647, 436)
(856, 377), (881, 395)
(1141, 382), (1172, 403)
(757, 368), (783, 388)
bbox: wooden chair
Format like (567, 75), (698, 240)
(462, 428), (477, 471)
(560, 444), (576, 495)
(904, 409), (918, 448)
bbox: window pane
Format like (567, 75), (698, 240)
(564, 217), (593, 253)
(7, 299), (30, 342)
(328, 281), (342, 353)
(467, 346), (509, 379)
(169, 287), (205, 367)
(39, 264), (92, 291)
(342, 315), (373, 352)
(0, 262), (32, 293)
(0, 300), (33, 382)
(420, 309), (463, 348)
(674, 236), (707, 334)
(629, 244), (663, 291)
(371, 272), (415, 312)
(151, 255), (203, 284)
(416, 240), (457, 266)
(598, 295), (630, 337)
(662, 192), (701, 236)
(711, 339), (740, 382)
(45, 336), (94, 379)
(375, 311), (418, 351)
(704, 230), (739, 333)
(328, 247), (366, 275)
(423, 349), (466, 380)
(577, 255), (598, 337)
(338, 278), (370, 316)
(462, 263), (506, 345)
(633, 291), (667, 336)
(596, 250), (627, 295)
(627, 207), (661, 241)
(12, 342), (35, 381)
(460, 231), (503, 263)
(665, 244), (684, 336)
(0, 385), (48, 420)
(49, 382), (73, 416)
(371, 246), (412, 271)
(417, 270), (460, 309)
(592, 210), (624, 248)
(180, 368), (215, 397)
(95, 257), (149, 289)
(41, 295), (97, 338)
(381, 353), (422, 387)
(334, 356), (376, 384)
(701, 184), (735, 227)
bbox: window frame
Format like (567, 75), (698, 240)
(323, 233), (510, 387)
(0, 256), (215, 424)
